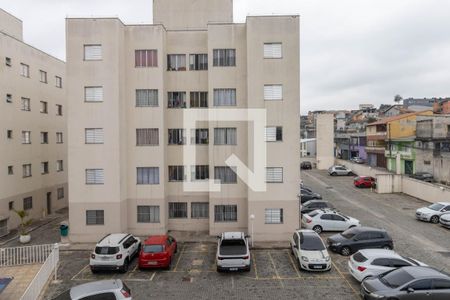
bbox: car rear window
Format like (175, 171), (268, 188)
(308, 211), (319, 217)
(301, 235), (325, 251)
(95, 246), (119, 255)
(352, 252), (367, 263)
(380, 269), (414, 288)
(143, 245), (164, 253)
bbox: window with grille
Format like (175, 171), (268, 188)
(85, 128), (104, 144)
(189, 54), (208, 70)
(169, 202), (187, 218)
(55, 76), (62, 88)
(7, 130), (13, 139)
(5, 57), (11, 66)
(41, 132), (48, 144)
(56, 160), (64, 172)
(168, 92), (186, 108)
(214, 128), (236, 145)
(20, 63), (29, 77)
(84, 45), (102, 60)
(86, 210), (104, 225)
(56, 104), (63, 116)
(213, 49), (236, 66)
(40, 70), (47, 83)
(214, 205), (237, 222)
(23, 197), (33, 210)
(266, 167), (283, 183)
(264, 43), (282, 59)
(168, 129), (185, 145)
(191, 128), (208, 144)
(40, 101), (48, 113)
(8, 166), (13, 175)
(167, 54), (186, 71)
(22, 131), (31, 144)
(213, 89), (236, 106)
(86, 169), (104, 184)
(136, 89), (158, 107)
(137, 206), (160, 223)
(6, 94), (12, 103)
(9, 201), (14, 210)
(56, 132), (63, 144)
(214, 166), (237, 184)
(191, 202), (209, 219)
(85, 86), (103, 102)
(264, 85), (283, 100)
(168, 166), (185, 182)
(41, 162), (49, 174)
(137, 167), (159, 185)
(265, 126), (282, 142)
(265, 208), (283, 224)
(136, 128), (159, 146)
(190, 91), (208, 108)
(57, 187), (64, 199)
(135, 49), (158, 67)
(191, 165), (209, 181)
(21, 97), (30, 111)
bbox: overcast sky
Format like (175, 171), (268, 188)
(2, 0), (450, 114)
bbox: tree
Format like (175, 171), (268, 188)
(394, 94), (403, 103)
(14, 209), (32, 236)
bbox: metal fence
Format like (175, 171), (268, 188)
(0, 243), (54, 267)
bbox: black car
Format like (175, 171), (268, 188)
(410, 172), (434, 182)
(327, 227), (393, 256)
(301, 161), (312, 170)
(299, 188), (322, 204)
(301, 200), (334, 215)
(361, 266), (450, 300)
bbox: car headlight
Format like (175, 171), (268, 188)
(301, 256), (309, 262)
(370, 292), (385, 299)
(332, 242), (341, 246)
(325, 256), (330, 261)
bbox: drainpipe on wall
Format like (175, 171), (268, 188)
(396, 153), (402, 175)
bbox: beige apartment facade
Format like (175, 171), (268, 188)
(0, 9), (68, 236)
(67, 0), (300, 242)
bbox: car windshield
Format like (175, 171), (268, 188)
(337, 213), (350, 220)
(143, 245), (164, 253)
(301, 235), (325, 251)
(428, 203), (445, 211)
(340, 228), (357, 239)
(94, 246), (119, 255)
(380, 269), (414, 288)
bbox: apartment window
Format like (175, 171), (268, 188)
(20, 63), (30, 77)
(168, 129), (185, 145)
(190, 92), (208, 108)
(213, 49), (236, 66)
(8, 166), (13, 175)
(136, 89), (158, 107)
(8, 201), (14, 210)
(191, 202), (209, 219)
(23, 164), (32, 178)
(40, 70), (47, 83)
(85, 87), (103, 102)
(22, 131), (31, 144)
(55, 76), (62, 88)
(84, 44), (102, 60)
(135, 49), (158, 67)
(56, 132), (63, 144)
(168, 166), (185, 182)
(85, 128), (104, 144)
(167, 54), (186, 71)
(213, 89), (236, 106)
(41, 162), (49, 174)
(265, 126), (282, 142)
(23, 197), (33, 210)
(21, 97), (30, 111)
(169, 202), (187, 218)
(86, 169), (104, 184)
(264, 43), (282, 59)
(136, 128), (159, 146)
(137, 206), (160, 223)
(189, 54), (208, 70)
(5, 57), (11, 66)
(57, 187), (64, 200)
(191, 128), (208, 144)
(214, 166), (237, 184)
(56, 104), (63, 116)
(168, 92), (186, 108)
(214, 205), (237, 222)
(56, 160), (64, 172)
(264, 85), (283, 101)
(7, 130), (13, 139)
(40, 101), (48, 113)
(137, 167), (159, 185)
(214, 128), (237, 145)
(41, 132), (48, 144)
(6, 94), (12, 103)
(266, 167), (283, 183)
(191, 165), (209, 181)
(265, 208), (283, 224)
(86, 210), (104, 225)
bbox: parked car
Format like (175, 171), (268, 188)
(409, 171), (434, 182)
(301, 161), (312, 170)
(354, 176), (376, 188)
(52, 280), (131, 300)
(328, 165), (354, 176)
(90, 233), (141, 273)
(415, 202), (450, 224)
(361, 266), (450, 300)
(138, 235), (177, 270)
(216, 232), (251, 272)
(299, 188), (322, 203)
(327, 227), (393, 256)
(300, 185), (314, 193)
(290, 229), (331, 272)
(301, 200), (335, 215)
(350, 157), (365, 164)
(348, 249), (426, 282)
(301, 209), (360, 234)
(440, 213), (450, 229)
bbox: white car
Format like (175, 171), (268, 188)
(415, 202), (450, 223)
(440, 213), (450, 229)
(348, 249), (427, 282)
(52, 280), (132, 299)
(302, 209), (360, 234)
(90, 233), (141, 273)
(216, 232), (251, 272)
(328, 165), (353, 176)
(290, 230), (331, 271)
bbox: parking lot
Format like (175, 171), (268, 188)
(43, 169), (450, 300)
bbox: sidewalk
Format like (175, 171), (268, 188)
(0, 264), (41, 300)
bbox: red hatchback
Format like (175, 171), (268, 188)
(354, 176), (376, 188)
(138, 235), (177, 269)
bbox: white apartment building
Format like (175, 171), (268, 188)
(67, 0), (300, 242)
(0, 9), (67, 236)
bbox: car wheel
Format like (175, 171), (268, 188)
(312, 225), (323, 234)
(348, 172), (354, 176)
(165, 257), (172, 270)
(331, 172), (337, 176)
(216, 266), (222, 273)
(341, 246), (351, 256)
(121, 259), (129, 273)
(383, 245), (392, 250)
(90, 268), (98, 274)
(430, 215), (439, 224)
(297, 259), (303, 271)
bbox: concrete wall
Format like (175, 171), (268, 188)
(0, 9), (23, 40)
(402, 177), (450, 203)
(316, 114), (334, 170)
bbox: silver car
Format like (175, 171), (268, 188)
(440, 213), (450, 229)
(415, 202), (450, 223)
(328, 165), (353, 176)
(52, 280), (131, 299)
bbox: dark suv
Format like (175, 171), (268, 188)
(301, 161), (312, 170)
(301, 200), (334, 215)
(327, 227), (393, 256)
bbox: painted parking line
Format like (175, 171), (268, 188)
(286, 250), (301, 278)
(268, 252), (284, 288)
(173, 244), (186, 272)
(71, 264), (89, 281)
(332, 261), (359, 299)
